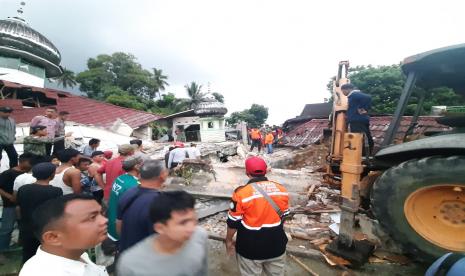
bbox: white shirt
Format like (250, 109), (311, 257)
(186, 147), (201, 159)
(168, 148), (187, 168)
(19, 247), (108, 276)
(50, 167), (74, 195)
(13, 173), (36, 192)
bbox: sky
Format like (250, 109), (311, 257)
(2, 0), (465, 124)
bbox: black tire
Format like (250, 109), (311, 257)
(371, 156), (465, 262)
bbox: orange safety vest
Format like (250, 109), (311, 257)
(228, 180), (289, 230)
(250, 129), (261, 140)
(265, 133), (274, 145)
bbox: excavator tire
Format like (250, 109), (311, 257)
(371, 156), (465, 262)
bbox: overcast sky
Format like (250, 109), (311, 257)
(2, 0), (465, 124)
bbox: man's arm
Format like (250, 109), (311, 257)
(225, 191), (243, 256)
(0, 173), (14, 203)
(95, 164), (106, 189)
(66, 169), (82, 194)
(168, 151), (174, 168)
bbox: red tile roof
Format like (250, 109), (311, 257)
(284, 116), (451, 152)
(0, 81), (161, 129)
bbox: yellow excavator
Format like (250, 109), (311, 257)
(325, 44), (465, 265)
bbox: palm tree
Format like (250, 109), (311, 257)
(54, 68), (78, 89)
(152, 68), (169, 98)
(185, 82), (205, 108)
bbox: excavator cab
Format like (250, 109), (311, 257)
(327, 44), (465, 265)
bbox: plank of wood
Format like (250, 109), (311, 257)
(289, 254), (319, 276)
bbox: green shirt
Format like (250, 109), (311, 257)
(107, 173), (140, 241)
(0, 117), (15, 145)
(23, 135), (53, 156)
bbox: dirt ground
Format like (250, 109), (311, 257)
(207, 239), (427, 276)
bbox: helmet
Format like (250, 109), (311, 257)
(245, 156), (267, 176)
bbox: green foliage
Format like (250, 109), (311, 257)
(150, 93), (190, 115)
(327, 64), (465, 115)
(226, 104), (269, 127)
(77, 52), (158, 100)
(53, 68), (77, 88)
(212, 92), (225, 103)
(75, 52), (192, 116)
(185, 82), (205, 108)
(104, 86), (145, 110)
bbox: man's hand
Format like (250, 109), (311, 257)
(225, 239), (236, 256)
(358, 108), (368, 115)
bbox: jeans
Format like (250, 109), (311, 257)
(0, 144), (18, 169)
(266, 144), (273, 154)
(0, 207), (16, 252)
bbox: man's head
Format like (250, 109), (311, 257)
(32, 194), (107, 252)
(103, 150), (113, 160)
(91, 150), (105, 163)
(31, 125), (47, 136)
(57, 149), (81, 165)
(150, 191), (196, 244)
(245, 156), (267, 178)
(77, 157), (91, 172)
(18, 153), (35, 171)
(32, 162), (57, 181)
(129, 139), (143, 149)
(0, 106), (13, 119)
(122, 156), (143, 173)
(118, 144), (136, 157)
(140, 160), (168, 186)
(341, 83), (356, 96)
(88, 138), (100, 149)
(58, 111), (69, 121)
(190, 143), (196, 148)
(45, 107), (57, 118)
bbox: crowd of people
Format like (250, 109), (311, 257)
(0, 105), (291, 275)
(248, 127), (283, 154)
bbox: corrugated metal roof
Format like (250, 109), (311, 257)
(0, 80), (161, 129)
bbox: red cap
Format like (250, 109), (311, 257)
(103, 150), (113, 159)
(245, 156), (267, 176)
(174, 142), (185, 148)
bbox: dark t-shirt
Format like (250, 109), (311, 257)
(17, 184), (63, 236)
(117, 186), (160, 252)
(0, 169), (24, 207)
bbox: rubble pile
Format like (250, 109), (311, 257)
(200, 212), (228, 236)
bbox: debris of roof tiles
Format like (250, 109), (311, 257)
(284, 116), (451, 151)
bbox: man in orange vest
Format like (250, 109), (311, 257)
(264, 131), (274, 154)
(249, 128), (262, 153)
(226, 156), (290, 275)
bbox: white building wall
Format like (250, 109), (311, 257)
(0, 68), (44, 87)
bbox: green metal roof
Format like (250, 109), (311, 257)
(401, 43), (465, 94)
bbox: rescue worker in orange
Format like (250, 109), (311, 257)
(264, 131), (274, 154)
(249, 128), (262, 153)
(226, 156), (290, 276)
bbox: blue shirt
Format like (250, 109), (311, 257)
(347, 90), (371, 123)
(425, 253), (465, 276)
(117, 186), (160, 252)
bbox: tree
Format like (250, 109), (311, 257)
(226, 104), (269, 127)
(54, 68), (77, 88)
(211, 92), (224, 103)
(152, 68), (169, 98)
(76, 52), (157, 100)
(185, 82), (205, 108)
(327, 64), (465, 115)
